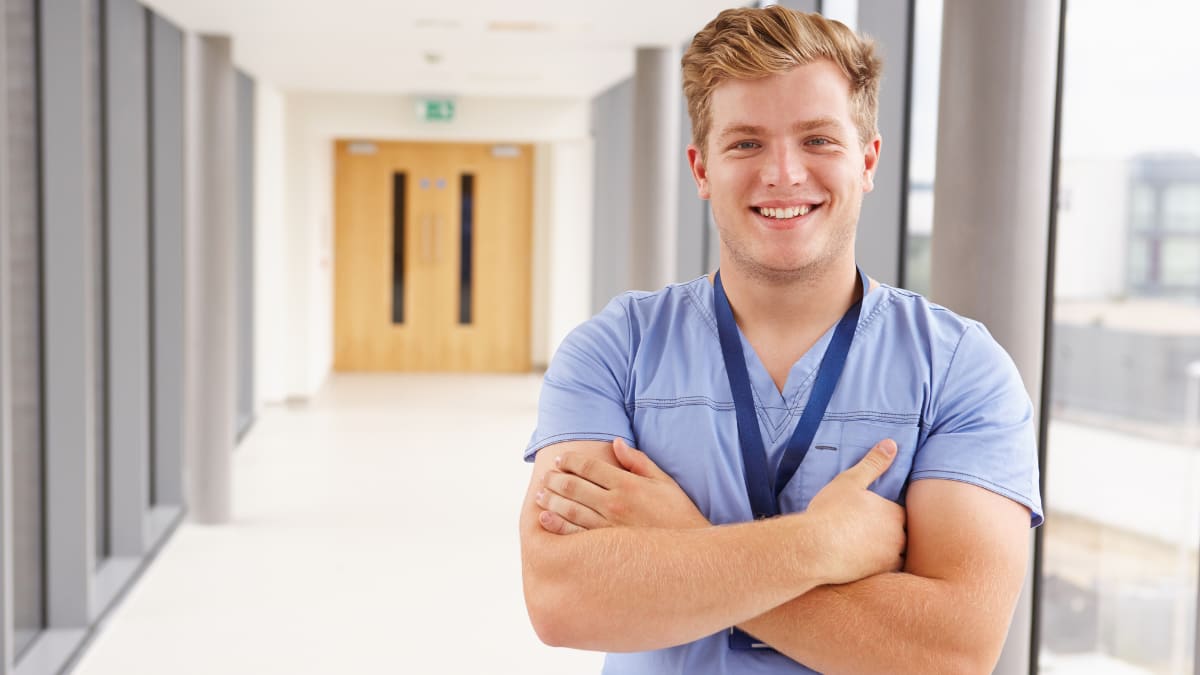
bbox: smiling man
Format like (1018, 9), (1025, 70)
(519, 7), (1043, 674)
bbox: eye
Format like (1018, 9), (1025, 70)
(732, 141), (760, 151)
(806, 137), (831, 146)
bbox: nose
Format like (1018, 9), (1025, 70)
(761, 144), (807, 188)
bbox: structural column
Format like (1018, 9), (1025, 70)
(183, 34), (238, 524)
(854, 0), (912, 287)
(630, 46), (680, 291)
(930, 1), (1061, 673)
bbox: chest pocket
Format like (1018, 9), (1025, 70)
(785, 419), (921, 512)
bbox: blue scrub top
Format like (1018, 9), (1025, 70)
(525, 275), (1043, 675)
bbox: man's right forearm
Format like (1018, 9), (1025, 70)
(521, 513), (829, 652)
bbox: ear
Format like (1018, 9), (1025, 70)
(687, 144), (711, 200)
(861, 135), (882, 193)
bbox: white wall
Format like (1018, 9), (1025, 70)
(543, 140), (595, 365)
(264, 92), (594, 399)
(253, 82), (288, 405)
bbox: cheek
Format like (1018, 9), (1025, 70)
(819, 165), (865, 198)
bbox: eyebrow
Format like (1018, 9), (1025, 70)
(716, 117), (846, 142)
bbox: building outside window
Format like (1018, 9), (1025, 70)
(1039, 1), (1200, 673)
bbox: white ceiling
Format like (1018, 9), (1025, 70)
(141, 0), (742, 98)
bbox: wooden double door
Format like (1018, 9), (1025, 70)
(334, 140), (533, 371)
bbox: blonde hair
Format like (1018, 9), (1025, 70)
(681, 6), (883, 156)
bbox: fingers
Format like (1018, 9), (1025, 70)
(841, 439), (898, 488)
(555, 451), (624, 489)
(535, 488), (608, 531)
(538, 508), (586, 535)
(543, 468), (607, 508)
(612, 438), (667, 479)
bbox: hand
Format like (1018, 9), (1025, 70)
(804, 439), (907, 586)
(536, 438), (711, 535)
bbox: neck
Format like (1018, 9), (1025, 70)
(715, 257), (862, 342)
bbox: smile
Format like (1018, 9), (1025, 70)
(753, 204), (822, 220)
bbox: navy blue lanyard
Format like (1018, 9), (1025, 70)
(712, 267), (868, 520)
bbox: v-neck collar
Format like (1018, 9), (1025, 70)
(691, 274), (882, 445)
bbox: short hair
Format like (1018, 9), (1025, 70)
(681, 6), (883, 156)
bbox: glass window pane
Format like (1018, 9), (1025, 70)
(1130, 184), (1156, 232)
(9, 0), (45, 654)
(1042, 1), (1200, 673)
(1164, 184), (1200, 232)
(902, 0), (942, 296)
(392, 172), (406, 324)
(459, 174), (474, 325)
(1127, 238), (1150, 287)
(1161, 237), (1200, 286)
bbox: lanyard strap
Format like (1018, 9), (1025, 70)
(713, 267), (868, 519)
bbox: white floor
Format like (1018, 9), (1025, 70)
(72, 374), (604, 675)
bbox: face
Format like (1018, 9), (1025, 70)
(688, 59), (881, 284)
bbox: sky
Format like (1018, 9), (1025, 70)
(907, 0), (1200, 180)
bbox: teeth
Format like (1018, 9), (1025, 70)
(757, 205), (813, 219)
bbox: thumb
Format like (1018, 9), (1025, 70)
(613, 438), (663, 478)
(842, 439), (897, 488)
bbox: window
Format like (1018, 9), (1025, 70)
(1126, 159), (1200, 297)
(902, 0), (942, 296)
(1040, 1), (1200, 672)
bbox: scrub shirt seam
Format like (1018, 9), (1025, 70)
(683, 281), (913, 441)
(619, 298), (636, 410)
(855, 283), (896, 336)
(908, 469), (1038, 505)
(825, 411), (921, 425)
(526, 432), (637, 458)
(683, 279), (789, 442)
(930, 321), (978, 428)
(784, 287), (895, 421)
(627, 399), (923, 428)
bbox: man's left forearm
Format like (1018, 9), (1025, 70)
(737, 571), (1008, 675)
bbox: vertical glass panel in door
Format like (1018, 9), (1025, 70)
(392, 172), (406, 324)
(459, 174), (474, 325)
(1039, 1), (1200, 673)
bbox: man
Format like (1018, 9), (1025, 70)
(519, 6), (1043, 674)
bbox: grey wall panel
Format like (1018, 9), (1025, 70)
(6, 0), (43, 661)
(38, 0), (97, 627)
(236, 70), (254, 439)
(590, 77), (633, 313)
(0, 0), (12, 668)
(104, 0), (150, 557)
(777, 0), (820, 13)
(149, 12), (184, 507)
(855, 0), (912, 287)
(675, 87), (706, 282)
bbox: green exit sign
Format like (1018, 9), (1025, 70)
(417, 99), (455, 122)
